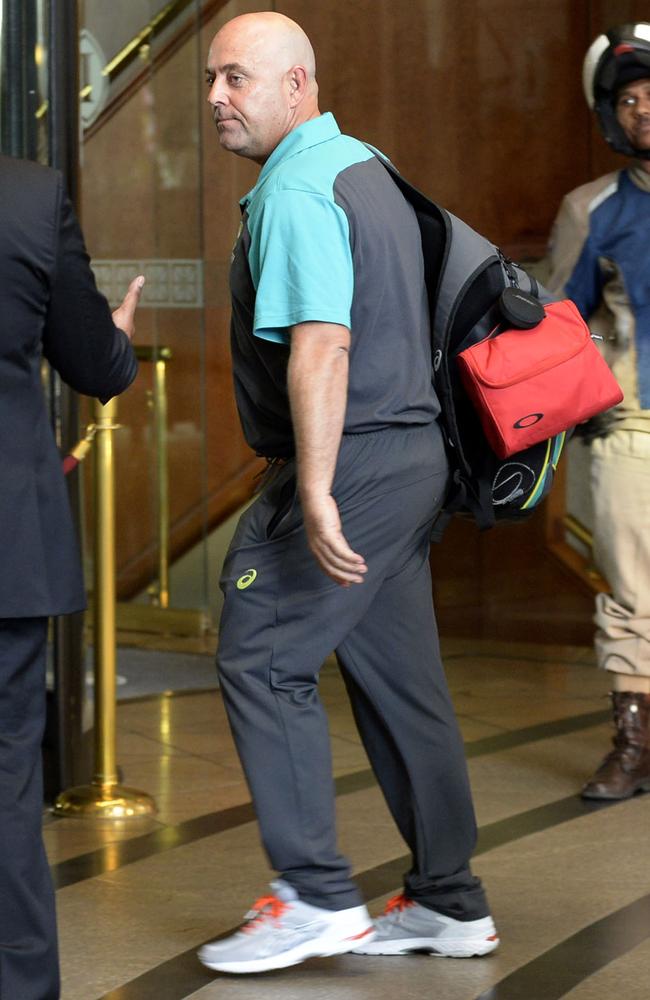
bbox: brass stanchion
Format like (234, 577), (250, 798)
(54, 398), (156, 818)
(153, 353), (170, 608)
(135, 345), (172, 609)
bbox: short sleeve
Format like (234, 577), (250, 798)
(247, 190), (354, 343)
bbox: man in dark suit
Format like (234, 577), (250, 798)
(0, 153), (141, 1000)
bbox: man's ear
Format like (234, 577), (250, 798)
(287, 65), (308, 106)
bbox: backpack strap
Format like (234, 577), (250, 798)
(436, 215), (499, 340)
(362, 143), (499, 346)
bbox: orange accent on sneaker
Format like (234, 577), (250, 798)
(345, 926), (375, 941)
(487, 934), (499, 941)
(241, 895), (290, 934)
(384, 893), (416, 914)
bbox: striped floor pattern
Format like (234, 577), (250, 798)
(44, 638), (650, 1000)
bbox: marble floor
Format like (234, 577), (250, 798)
(44, 638), (650, 1000)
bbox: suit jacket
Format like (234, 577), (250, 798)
(0, 154), (137, 617)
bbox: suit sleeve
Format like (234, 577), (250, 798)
(42, 175), (138, 401)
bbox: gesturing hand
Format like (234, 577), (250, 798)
(302, 494), (367, 587)
(111, 274), (145, 341)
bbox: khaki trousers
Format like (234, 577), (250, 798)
(592, 429), (650, 678)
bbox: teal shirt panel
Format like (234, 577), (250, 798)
(242, 118), (375, 344)
(248, 191), (353, 342)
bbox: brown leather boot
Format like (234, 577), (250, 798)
(581, 691), (650, 800)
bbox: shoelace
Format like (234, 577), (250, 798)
(384, 893), (416, 915)
(242, 894), (290, 934)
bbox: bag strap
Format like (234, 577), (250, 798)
(362, 144), (503, 341)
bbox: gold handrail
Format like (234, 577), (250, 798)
(555, 512), (610, 591)
(564, 514), (593, 549)
(35, 0), (196, 121)
(101, 0), (196, 82)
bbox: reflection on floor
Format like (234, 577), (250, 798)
(102, 644), (219, 700)
(45, 638), (650, 1000)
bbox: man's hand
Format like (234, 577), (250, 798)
(302, 494), (367, 587)
(111, 274), (145, 340)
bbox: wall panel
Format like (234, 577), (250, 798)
(280, 0), (591, 255)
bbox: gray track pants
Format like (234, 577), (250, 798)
(217, 421), (488, 919)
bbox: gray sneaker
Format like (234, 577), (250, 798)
(198, 880), (375, 974)
(352, 893), (499, 958)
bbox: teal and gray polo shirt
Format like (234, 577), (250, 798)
(229, 112), (439, 457)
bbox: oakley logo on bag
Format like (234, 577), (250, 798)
(513, 413), (544, 430)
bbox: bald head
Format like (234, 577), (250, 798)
(206, 13), (320, 164)
(216, 12), (316, 82)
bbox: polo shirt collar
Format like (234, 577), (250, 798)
(240, 112), (341, 208)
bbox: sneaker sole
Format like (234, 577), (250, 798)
(199, 925), (376, 974)
(353, 934), (500, 958)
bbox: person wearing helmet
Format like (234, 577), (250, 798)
(547, 24), (650, 800)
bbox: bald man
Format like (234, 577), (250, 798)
(199, 13), (497, 975)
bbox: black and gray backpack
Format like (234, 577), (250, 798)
(371, 151), (568, 537)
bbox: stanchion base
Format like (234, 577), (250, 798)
(53, 783), (157, 819)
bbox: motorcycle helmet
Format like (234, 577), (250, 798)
(582, 23), (650, 159)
